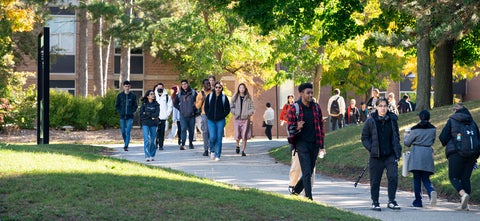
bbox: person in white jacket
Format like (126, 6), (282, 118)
(327, 88), (346, 131)
(263, 102), (274, 140)
(154, 83), (173, 150)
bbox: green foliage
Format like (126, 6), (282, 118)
(0, 72), (37, 130)
(98, 90), (120, 128)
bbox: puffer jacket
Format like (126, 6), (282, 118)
(230, 93), (255, 120)
(439, 107), (480, 158)
(139, 101), (159, 127)
(404, 121), (436, 173)
(361, 111), (402, 159)
(204, 93), (230, 121)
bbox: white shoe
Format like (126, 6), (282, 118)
(146, 158), (150, 162)
(150, 157), (154, 161)
(210, 152), (215, 160)
(214, 157), (220, 162)
(461, 193), (470, 210)
(430, 191), (437, 207)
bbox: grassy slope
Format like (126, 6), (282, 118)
(0, 144), (376, 221)
(270, 100), (480, 203)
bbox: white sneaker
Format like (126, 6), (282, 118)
(210, 152), (215, 160)
(150, 157), (154, 161)
(146, 158), (150, 162)
(461, 193), (470, 210)
(214, 157), (220, 162)
(430, 191), (437, 207)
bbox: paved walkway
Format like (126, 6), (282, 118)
(107, 139), (479, 221)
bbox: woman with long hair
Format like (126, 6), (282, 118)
(204, 82), (230, 161)
(139, 90), (159, 162)
(230, 83), (255, 156)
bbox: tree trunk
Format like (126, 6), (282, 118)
(119, 43), (131, 84)
(415, 29), (431, 111)
(104, 35), (112, 92)
(433, 39), (454, 107)
(314, 46), (324, 101)
(77, 7), (88, 97)
(93, 18), (104, 96)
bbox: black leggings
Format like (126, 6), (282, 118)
(448, 153), (476, 194)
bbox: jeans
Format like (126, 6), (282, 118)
(180, 116), (195, 146)
(119, 118), (133, 147)
(208, 119), (226, 158)
(200, 114), (210, 151)
(448, 153), (476, 194)
(156, 120), (166, 148)
(412, 170), (435, 204)
(142, 125), (157, 158)
(330, 115), (344, 131)
(293, 140), (320, 200)
(369, 155), (398, 202)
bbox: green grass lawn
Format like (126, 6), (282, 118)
(0, 144), (377, 221)
(270, 100), (480, 204)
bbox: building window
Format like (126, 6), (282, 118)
(114, 46), (144, 74)
(48, 8), (76, 74)
(114, 80), (143, 99)
(51, 80), (75, 95)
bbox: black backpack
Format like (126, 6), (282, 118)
(452, 120), (480, 158)
(330, 97), (340, 115)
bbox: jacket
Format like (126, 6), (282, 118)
(287, 100), (325, 150)
(115, 92), (138, 119)
(230, 93), (255, 120)
(174, 87), (197, 118)
(404, 121), (436, 173)
(439, 107), (480, 158)
(154, 91), (173, 120)
(204, 93), (230, 121)
(195, 89), (212, 114)
(345, 106), (360, 125)
(327, 94), (346, 116)
(280, 103), (293, 123)
(139, 101), (159, 127)
(361, 111), (402, 159)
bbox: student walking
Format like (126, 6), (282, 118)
(174, 80), (197, 150)
(288, 83), (325, 200)
(361, 97), (402, 211)
(195, 79), (212, 156)
(439, 103), (480, 210)
(263, 103), (274, 140)
(231, 83), (255, 156)
(153, 83), (173, 150)
(327, 89), (346, 131)
(139, 90), (159, 162)
(345, 99), (360, 126)
(204, 82), (230, 161)
(404, 110), (437, 207)
(115, 80), (138, 151)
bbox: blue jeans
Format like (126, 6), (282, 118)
(180, 116), (195, 146)
(208, 119), (226, 158)
(412, 170), (435, 205)
(119, 118), (133, 147)
(142, 125), (157, 158)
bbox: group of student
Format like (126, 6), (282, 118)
(114, 77), (262, 162)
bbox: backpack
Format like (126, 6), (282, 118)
(330, 97), (340, 115)
(452, 120), (480, 158)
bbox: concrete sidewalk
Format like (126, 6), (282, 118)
(107, 139), (479, 221)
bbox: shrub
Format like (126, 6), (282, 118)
(98, 90), (120, 128)
(49, 90), (76, 128)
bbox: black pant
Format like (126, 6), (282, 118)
(330, 115), (344, 131)
(293, 140), (319, 200)
(448, 153), (476, 194)
(156, 120), (166, 148)
(369, 155), (398, 202)
(265, 125), (272, 140)
(176, 121), (181, 145)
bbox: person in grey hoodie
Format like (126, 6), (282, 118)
(404, 110), (437, 207)
(361, 97), (402, 211)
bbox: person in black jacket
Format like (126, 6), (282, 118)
(115, 81), (138, 151)
(204, 82), (230, 161)
(439, 103), (480, 210)
(361, 97), (402, 211)
(139, 90), (159, 162)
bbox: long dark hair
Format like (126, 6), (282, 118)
(141, 89), (154, 103)
(232, 83), (249, 101)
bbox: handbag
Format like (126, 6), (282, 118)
(402, 151), (410, 177)
(262, 121), (267, 127)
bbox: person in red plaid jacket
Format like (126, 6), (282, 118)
(287, 82), (325, 200)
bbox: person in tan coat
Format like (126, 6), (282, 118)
(230, 83), (255, 156)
